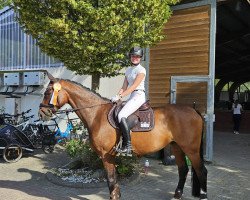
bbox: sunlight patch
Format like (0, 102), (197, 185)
(216, 166), (240, 173)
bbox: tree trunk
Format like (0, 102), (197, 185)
(91, 74), (100, 92)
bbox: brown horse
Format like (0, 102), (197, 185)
(39, 74), (207, 200)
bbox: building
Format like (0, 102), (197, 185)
(0, 6), (123, 119)
(1, 0), (250, 161)
(147, 0), (250, 161)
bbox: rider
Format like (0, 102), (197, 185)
(111, 46), (146, 155)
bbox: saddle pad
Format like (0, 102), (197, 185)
(107, 104), (155, 132)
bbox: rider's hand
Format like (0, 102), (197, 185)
(111, 95), (121, 102)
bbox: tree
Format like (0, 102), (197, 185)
(12, 0), (179, 90)
(0, 0), (12, 9)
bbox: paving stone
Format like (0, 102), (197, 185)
(0, 131), (249, 200)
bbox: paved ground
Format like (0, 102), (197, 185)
(0, 131), (249, 200)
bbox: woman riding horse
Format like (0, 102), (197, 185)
(111, 46), (146, 156)
(39, 73), (208, 200)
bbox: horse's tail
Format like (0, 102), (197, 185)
(192, 102), (204, 161)
(191, 107), (205, 197)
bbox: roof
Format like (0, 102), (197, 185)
(216, 0), (250, 82)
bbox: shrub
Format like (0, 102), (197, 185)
(65, 139), (102, 170)
(65, 139), (139, 176)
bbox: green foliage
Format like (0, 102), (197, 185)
(115, 155), (139, 176)
(0, 0), (12, 9)
(12, 0), (179, 78)
(65, 139), (82, 158)
(66, 139), (103, 169)
(66, 139), (139, 176)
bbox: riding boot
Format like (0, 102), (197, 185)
(118, 117), (132, 156)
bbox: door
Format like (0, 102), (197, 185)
(170, 75), (214, 161)
(148, 0), (216, 161)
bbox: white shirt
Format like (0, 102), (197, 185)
(125, 64), (146, 91)
(232, 104), (242, 114)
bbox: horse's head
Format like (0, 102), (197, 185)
(39, 73), (69, 121)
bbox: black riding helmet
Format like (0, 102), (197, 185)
(129, 47), (143, 58)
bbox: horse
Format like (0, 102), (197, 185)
(39, 74), (208, 200)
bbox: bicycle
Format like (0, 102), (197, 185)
(3, 110), (38, 146)
(0, 114), (35, 163)
(0, 109), (32, 125)
(41, 110), (76, 153)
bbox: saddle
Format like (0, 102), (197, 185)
(108, 100), (155, 132)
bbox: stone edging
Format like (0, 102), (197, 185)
(46, 171), (141, 188)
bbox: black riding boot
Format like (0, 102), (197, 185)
(118, 117), (132, 156)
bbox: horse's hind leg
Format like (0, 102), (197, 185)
(189, 153), (208, 200)
(102, 154), (121, 200)
(171, 143), (189, 199)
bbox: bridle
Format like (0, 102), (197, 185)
(39, 81), (61, 114)
(39, 81), (112, 116)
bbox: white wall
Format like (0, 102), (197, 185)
(0, 66), (124, 130)
(47, 67), (124, 98)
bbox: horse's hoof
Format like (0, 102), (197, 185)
(109, 196), (120, 200)
(200, 193), (208, 200)
(173, 189), (183, 199)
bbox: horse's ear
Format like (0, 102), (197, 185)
(46, 71), (56, 81)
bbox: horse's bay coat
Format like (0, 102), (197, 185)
(39, 76), (208, 200)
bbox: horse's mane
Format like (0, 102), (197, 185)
(63, 79), (110, 101)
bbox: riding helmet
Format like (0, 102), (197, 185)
(129, 47), (143, 58)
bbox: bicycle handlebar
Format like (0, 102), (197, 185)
(20, 109), (32, 116)
(28, 115), (35, 119)
(1, 109), (32, 118)
(0, 114), (13, 119)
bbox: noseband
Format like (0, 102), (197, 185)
(39, 81), (61, 114)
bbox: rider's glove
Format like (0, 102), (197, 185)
(111, 94), (121, 102)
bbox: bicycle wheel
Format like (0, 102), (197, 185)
(3, 144), (23, 163)
(42, 145), (54, 154)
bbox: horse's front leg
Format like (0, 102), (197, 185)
(102, 154), (121, 200)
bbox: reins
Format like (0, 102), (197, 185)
(56, 102), (112, 113)
(40, 102), (113, 114)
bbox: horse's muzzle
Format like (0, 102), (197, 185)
(39, 107), (54, 121)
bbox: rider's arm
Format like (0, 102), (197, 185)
(119, 73), (145, 98)
(118, 77), (128, 96)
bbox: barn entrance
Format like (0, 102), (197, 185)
(148, 0), (250, 161)
(215, 0), (250, 133)
(148, 0), (216, 161)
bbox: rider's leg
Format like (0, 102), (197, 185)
(117, 90), (145, 155)
(119, 117), (132, 154)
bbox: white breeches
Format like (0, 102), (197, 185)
(118, 90), (146, 123)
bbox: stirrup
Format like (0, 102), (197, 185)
(117, 145), (132, 156)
